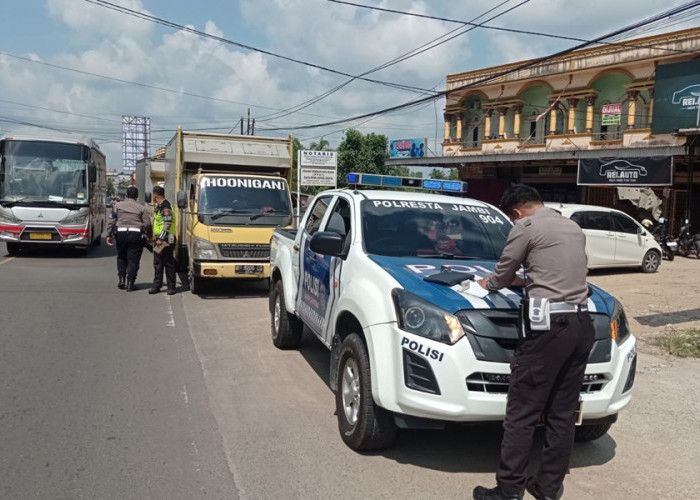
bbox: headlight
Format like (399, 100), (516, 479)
(0, 210), (21, 224)
(62, 211), (89, 225)
(610, 298), (631, 345)
(192, 238), (216, 260)
(392, 288), (465, 345)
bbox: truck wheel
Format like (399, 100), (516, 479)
(188, 268), (204, 295)
(335, 333), (397, 451)
(6, 242), (20, 256)
(640, 250), (660, 273)
(574, 422), (612, 442)
(271, 280), (303, 349)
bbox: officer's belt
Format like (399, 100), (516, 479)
(117, 227), (142, 232)
(549, 302), (588, 313)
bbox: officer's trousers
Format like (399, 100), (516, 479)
(152, 241), (177, 291)
(496, 310), (594, 497)
(115, 231), (144, 282)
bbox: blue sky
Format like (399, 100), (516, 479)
(1, 0), (697, 170)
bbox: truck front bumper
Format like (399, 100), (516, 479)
(193, 260), (270, 279)
(366, 322), (636, 423)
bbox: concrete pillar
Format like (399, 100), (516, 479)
(549, 105), (558, 135)
(497, 107), (507, 139)
(627, 90), (639, 129)
(585, 95), (596, 133)
(567, 98), (579, 134)
(484, 110), (492, 140)
(648, 88), (655, 128)
(444, 114), (451, 141)
(456, 113), (463, 142)
(513, 105), (523, 138)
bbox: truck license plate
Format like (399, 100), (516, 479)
(236, 265), (263, 274)
(29, 233), (52, 240)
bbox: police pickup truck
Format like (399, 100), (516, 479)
(269, 180), (636, 451)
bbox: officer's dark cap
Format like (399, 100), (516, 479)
(499, 184), (542, 215)
(126, 186), (138, 199)
(152, 185), (165, 196)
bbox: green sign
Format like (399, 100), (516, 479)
(652, 59), (700, 134)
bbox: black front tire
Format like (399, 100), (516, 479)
(270, 280), (303, 349)
(188, 267), (204, 295)
(335, 334), (397, 451)
(574, 422), (612, 442)
(640, 250), (660, 273)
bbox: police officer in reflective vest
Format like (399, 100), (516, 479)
(106, 186), (150, 291)
(473, 184), (594, 500)
(149, 185), (177, 295)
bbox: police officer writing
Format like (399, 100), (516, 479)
(106, 186), (150, 291)
(473, 185), (594, 500)
(149, 185), (177, 295)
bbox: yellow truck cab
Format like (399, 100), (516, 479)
(162, 128), (294, 294)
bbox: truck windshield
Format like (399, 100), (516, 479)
(0, 140), (89, 205)
(361, 198), (511, 260)
(198, 176), (292, 225)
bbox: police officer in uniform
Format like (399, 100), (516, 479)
(149, 185), (177, 295)
(106, 186), (150, 291)
(473, 185), (594, 500)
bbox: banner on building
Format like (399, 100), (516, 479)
(651, 59), (700, 134)
(577, 156), (673, 186)
(389, 138), (426, 158)
(299, 150), (337, 187)
(601, 103), (622, 125)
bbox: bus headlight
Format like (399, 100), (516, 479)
(392, 288), (465, 345)
(62, 211), (89, 225)
(192, 238), (216, 260)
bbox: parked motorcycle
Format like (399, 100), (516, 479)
(677, 220), (700, 259)
(643, 218), (677, 261)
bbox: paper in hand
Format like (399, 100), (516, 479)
(459, 279), (489, 298)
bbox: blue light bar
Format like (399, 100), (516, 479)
(345, 173), (467, 193)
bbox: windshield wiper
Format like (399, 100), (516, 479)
(208, 209), (254, 220)
(416, 252), (479, 260)
(249, 209), (290, 221)
(0, 198), (29, 207)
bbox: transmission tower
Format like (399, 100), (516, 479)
(122, 116), (151, 172)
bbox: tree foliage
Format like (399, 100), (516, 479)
(337, 129), (389, 187)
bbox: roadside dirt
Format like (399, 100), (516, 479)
(586, 255), (700, 354)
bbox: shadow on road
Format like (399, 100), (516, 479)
(295, 329), (617, 473)
(635, 307), (700, 327)
(2, 238), (114, 260)
(179, 271), (269, 299)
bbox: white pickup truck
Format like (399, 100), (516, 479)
(269, 187), (637, 451)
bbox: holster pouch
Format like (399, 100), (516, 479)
(517, 298), (530, 340)
(528, 297), (551, 331)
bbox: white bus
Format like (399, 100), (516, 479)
(0, 136), (107, 255)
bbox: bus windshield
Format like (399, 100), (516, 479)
(0, 140), (89, 205)
(197, 175), (292, 226)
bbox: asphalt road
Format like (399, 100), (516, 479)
(1, 240), (698, 499)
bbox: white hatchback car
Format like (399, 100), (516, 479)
(545, 203), (662, 273)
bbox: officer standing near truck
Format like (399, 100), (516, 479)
(106, 186), (150, 292)
(473, 184), (594, 500)
(148, 185), (177, 295)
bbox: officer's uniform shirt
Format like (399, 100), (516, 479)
(486, 206), (589, 304)
(106, 198), (150, 235)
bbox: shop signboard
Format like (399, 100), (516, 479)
(577, 156), (673, 186)
(651, 59), (700, 134)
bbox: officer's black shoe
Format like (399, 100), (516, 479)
(473, 485), (523, 500)
(148, 287), (160, 294)
(525, 479), (563, 500)
(118, 276), (126, 290)
(126, 280), (136, 292)
(166, 288), (176, 295)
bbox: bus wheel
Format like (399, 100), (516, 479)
(6, 242), (20, 256)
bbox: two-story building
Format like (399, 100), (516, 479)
(390, 27), (700, 233)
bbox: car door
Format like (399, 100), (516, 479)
(296, 195), (334, 338)
(611, 212), (645, 265)
(580, 211), (616, 267)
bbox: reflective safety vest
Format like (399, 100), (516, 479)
(153, 200), (176, 238)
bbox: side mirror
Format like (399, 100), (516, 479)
(176, 190), (187, 209)
(145, 192), (152, 203)
(88, 164), (97, 183)
(309, 231), (345, 257)
(637, 226), (644, 235)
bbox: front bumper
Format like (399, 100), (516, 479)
(366, 322), (636, 423)
(0, 224), (91, 247)
(193, 260), (271, 279)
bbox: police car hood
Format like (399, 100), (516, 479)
(368, 255), (614, 315)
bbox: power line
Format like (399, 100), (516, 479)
(262, 1), (700, 132)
